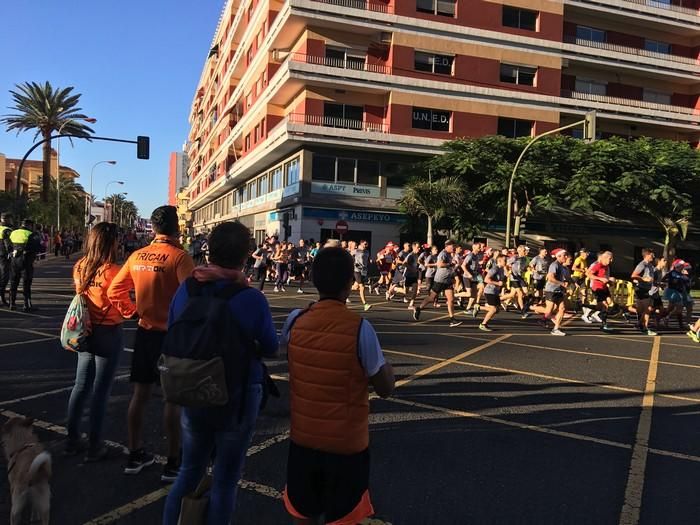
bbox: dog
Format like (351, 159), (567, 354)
(1, 416), (51, 525)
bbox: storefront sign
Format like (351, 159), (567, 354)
(282, 182), (300, 198)
(386, 187), (404, 200)
(311, 182), (380, 198)
(303, 207), (404, 224)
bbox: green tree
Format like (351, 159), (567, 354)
(399, 175), (465, 245)
(1, 82), (94, 202)
(105, 193), (138, 228)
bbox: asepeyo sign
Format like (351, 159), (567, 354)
(311, 182), (380, 198)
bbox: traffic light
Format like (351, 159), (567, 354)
(583, 111), (597, 142)
(136, 136), (150, 159)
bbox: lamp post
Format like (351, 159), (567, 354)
(88, 161), (117, 227)
(56, 116), (97, 232)
(104, 181), (124, 222)
(112, 192), (128, 227)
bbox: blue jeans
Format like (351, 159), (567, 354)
(66, 324), (124, 449)
(163, 384), (263, 525)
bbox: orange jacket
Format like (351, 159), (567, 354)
(107, 235), (194, 331)
(73, 259), (124, 326)
(288, 300), (369, 455)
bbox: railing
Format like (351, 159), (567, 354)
(290, 53), (392, 75)
(563, 35), (699, 66)
(287, 113), (389, 133)
(620, 0), (698, 16)
(561, 90), (698, 116)
(309, 0), (393, 13)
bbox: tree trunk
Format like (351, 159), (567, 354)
(426, 214), (433, 246)
(663, 225), (678, 269)
(41, 132), (52, 203)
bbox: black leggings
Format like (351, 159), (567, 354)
(255, 266), (267, 291)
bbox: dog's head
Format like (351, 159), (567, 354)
(1, 417), (35, 451)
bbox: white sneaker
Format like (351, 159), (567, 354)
(281, 287), (286, 292)
(385, 291), (390, 300)
(297, 289), (304, 294)
(581, 314), (593, 324)
(592, 312), (602, 323)
(346, 298), (351, 304)
(551, 328), (566, 336)
(273, 287), (279, 293)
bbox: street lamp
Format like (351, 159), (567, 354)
(88, 161), (117, 227)
(104, 182), (125, 222)
(56, 116), (96, 232)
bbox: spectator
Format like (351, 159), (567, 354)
(163, 221), (277, 525)
(108, 206), (195, 481)
(281, 247), (395, 525)
(65, 222), (125, 461)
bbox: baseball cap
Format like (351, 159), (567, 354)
(551, 248), (567, 257)
(422, 243), (430, 249)
(672, 259), (686, 268)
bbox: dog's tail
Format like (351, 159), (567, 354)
(28, 451), (52, 482)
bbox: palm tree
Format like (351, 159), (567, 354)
(399, 175), (465, 245)
(105, 194), (139, 228)
(1, 82), (94, 202)
(28, 175), (87, 230)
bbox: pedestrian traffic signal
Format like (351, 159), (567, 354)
(583, 111), (597, 142)
(136, 136), (150, 159)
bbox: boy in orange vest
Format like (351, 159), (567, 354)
(281, 246), (395, 525)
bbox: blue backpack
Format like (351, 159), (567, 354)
(158, 278), (253, 415)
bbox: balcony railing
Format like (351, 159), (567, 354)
(561, 90), (697, 116)
(290, 53), (392, 75)
(564, 35), (699, 66)
(309, 0), (393, 13)
(619, 0), (698, 16)
(287, 113), (389, 133)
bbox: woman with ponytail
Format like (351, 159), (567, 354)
(65, 222), (125, 461)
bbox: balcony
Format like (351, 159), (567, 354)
(618, 0), (698, 16)
(308, 0), (392, 13)
(287, 113), (389, 133)
(564, 0), (699, 30)
(563, 35), (699, 67)
(561, 90), (698, 117)
(290, 53), (392, 75)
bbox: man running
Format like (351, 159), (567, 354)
(412, 240), (462, 327)
(631, 248), (658, 336)
(108, 206), (195, 480)
(543, 248), (571, 336)
(502, 245), (530, 318)
(463, 243), (484, 317)
(529, 248), (549, 304)
(572, 249), (589, 309)
(479, 254), (507, 331)
(585, 251), (615, 332)
(290, 239), (310, 294)
(352, 240), (373, 312)
(403, 242), (422, 310)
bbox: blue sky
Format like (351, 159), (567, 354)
(0, 1), (224, 217)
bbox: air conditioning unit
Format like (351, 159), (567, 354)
(380, 32), (392, 44)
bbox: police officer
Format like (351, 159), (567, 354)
(0, 213), (13, 306)
(9, 218), (41, 312)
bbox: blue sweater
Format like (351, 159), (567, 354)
(168, 280), (278, 385)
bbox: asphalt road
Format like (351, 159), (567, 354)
(1, 255), (700, 525)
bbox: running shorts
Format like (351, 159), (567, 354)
(392, 271), (406, 285)
(292, 262), (306, 278)
(510, 278), (527, 290)
(404, 275), (418, 287)
(545, 291), (565, 305)
(284, 441), (374, 524)
(130, 326), (167, 384)
(485, 293), (500, 307)
(593, 288), (611, 303)
(431, 281), (453, 294)
(534, 278), (546, 291)
(354, 272), (368, 285)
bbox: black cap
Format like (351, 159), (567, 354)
(0, 213), (12, 221)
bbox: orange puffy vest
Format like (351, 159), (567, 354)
(288, 299), (369, 455)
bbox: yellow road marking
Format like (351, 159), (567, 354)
(0, 373), (130, 406)
(619, 336), (661, 525)
(0, 327), (58, 338)
(0, 336), (57, 348)
(395, 335), (510, 388)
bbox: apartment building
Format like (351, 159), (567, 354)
(185, 0), (699, 248)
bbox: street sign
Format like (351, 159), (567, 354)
(335, 220), (349, 234)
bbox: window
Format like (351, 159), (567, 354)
(576, 25), (605, 43)
(416, 0), (456, 16)
(286, 158), (300, 186)
(357, 160), (380, 186)
(256, 30), (263, 49)
(323, 103), (363, 129)
(500, 64), (537, 86)
(248, 180), (257, 199)
(383, 162), (409, 187)
(643, 89), (672, 105)
(245, 134), (251, 150)
(258, 174), (268, 195)
(644, 39), (670, 54)
(312, 155), (335, 182)
(246, 46), (253, 65)
(575, 78), (606, 96)
(497, 118), (532, 138)
(325, 47), (366, 70)
(271, 166), (283, 190)
(254, 124), (260, 142)
(414, 51), (454, 75)
(502, 6), (537, 31)
(337, 158), (356, 183)
(412, 107), (451, 132)
(245, 92), (252, 108)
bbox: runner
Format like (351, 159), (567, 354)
(422, 246), (439, 308)
(463, 243), (484, 317)
(352, 240), (373, 312)
(107, 206), (195, 480)
(542, 248), (572, 336)
(630, 248), (658, 336)
(501, 245), (530, 318)
(529, 248), (549, 304)
(417, 244), (430, 291)
(375, 243), (395, 295)
(687, 318), (700, 343)
(412, 240), (462, 327)
(403, 242), (422, 310)
(479, 254), (507, 332)
(272, 242), (290, 293)
(572, 249), (590, 310)
(387, 242), (410, 301)
(290, 239), (310, 294)
(585, 251), (615, 332)
(252, 242), (270, 292)
(662, 259), (693, 330)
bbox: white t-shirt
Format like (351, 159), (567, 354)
(279, 308), (386, 377)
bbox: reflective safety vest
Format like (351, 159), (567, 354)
(0, 225), (11, 238)
(9, 228), (32, 248)
(287, 299), (369, 455)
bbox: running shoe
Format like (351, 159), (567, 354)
(550, 328), (566, 336)
(449, 318), (463, 328)
(478, 323), (492, 332)
(592, 312), (602, 323)
(412, 307), (421, 321)
(363, 303), (372, 312)
(273, 286), (279, 293)
(403, 298), (409, 303)
(346, 298), (351, 304)
(646, 329), (658, 336)
(686, 330), (699, 343)
(297, 289), (304, 294)
(581, 314), (593, 324)
(601, 324), (615, 333)
(161, 459), (180, 483)
(385, 291), (390, 300)
(281, 287), (286, 292)
(520, 312), (531, 319)
(470, 307), (478, 318)
(124, 449), (155, 475)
